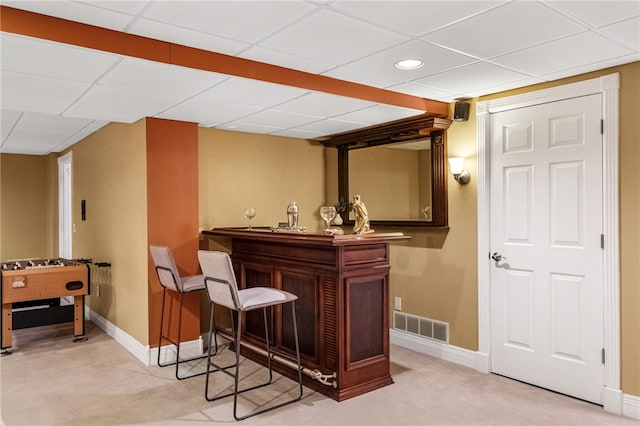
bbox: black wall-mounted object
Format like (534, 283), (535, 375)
(453, 101), (470, 122)
(81, 199), (86, 221)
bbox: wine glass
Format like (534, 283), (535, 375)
(244, 208), (256, 230)
(319, 206), (337, 231)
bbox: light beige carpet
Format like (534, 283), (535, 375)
(0, 322), (636, 425)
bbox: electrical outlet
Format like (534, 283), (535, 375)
(394, 296), (402, 311)
(96, 285), (101, 298)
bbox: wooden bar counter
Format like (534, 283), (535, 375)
(201, 227), (409, 401)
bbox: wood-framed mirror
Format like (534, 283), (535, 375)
(318, 114), (452, 227)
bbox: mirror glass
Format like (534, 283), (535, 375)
(348, 139), (432, 221)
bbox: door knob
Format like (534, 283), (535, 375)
(491, 252), (504, 261)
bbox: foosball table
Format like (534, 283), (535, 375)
(1, 258), (91, 355)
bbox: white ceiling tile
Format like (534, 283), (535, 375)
(196, 77), (307, 109)
(127, 18), (250, 55)
(239, 46), (336, 74)
(296, 118), (368, 135)
(546, 1), (640, 28)
(493, 31), (634, 76)
(276, 92), (376, 117)
(1, 110), (22, 144)
(1, 72), (90, 114)
(414, 62), (530, 96)
(77, 1), (149, 16)
(329, 1), (504, 36)
(261, 8), (408, 66)
(157, 98), (261, 125)
(1, 34), (121, 83)
(2, 1), (138, 31)
(598, 17), (640, 51)
(465, 77), (546, 97)
(142, 1), (317, 44)
(239, 110), (322, 129)
(424, 1), (586, 59)
(334, 105), (422, 125)
(65, 86), (184, 123)
(541, 53), (640, 82)
(217, 121), (284, 135)
(271, 128), (327, 139)
(98, 57), (227, 97)
(387, 82), (459, 102)
(324, 39), (476, 87)
(1, 112), (96, 154)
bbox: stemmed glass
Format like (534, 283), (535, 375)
(319, 206), (337, 231)
(244, 208), (256, 230)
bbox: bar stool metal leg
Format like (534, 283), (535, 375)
(157, 288), (210, 380)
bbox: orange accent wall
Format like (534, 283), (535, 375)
(146, 118), (200, 347)
(0, 5), (448, 116)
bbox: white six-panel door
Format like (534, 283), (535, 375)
(489, 94), (604, 403)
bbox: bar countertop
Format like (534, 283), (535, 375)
(201, 227), (410, 246)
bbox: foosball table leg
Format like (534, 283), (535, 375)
(72, 295), (88, 343)
(2, 303), (13, 355)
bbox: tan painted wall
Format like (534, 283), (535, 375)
(0, 153), (57, 261)
(71, 121), (149, 345)
(198, 128), (326, 232)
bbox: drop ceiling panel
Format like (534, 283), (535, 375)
(1, 0), (137, 31)
(217, 121), (284, 135)
(65, 85), (186, 123)
(323, 39), (476, 88)
(493, 31), (634, 76)
(1, 110), (21, 143)
(235, 109), (322, 129)
(425, 1), (586, 59)
(261, 8), (408, 66)
(142, 1), (316, 44)
(546, 0), (640, 28)
(334, 104), (424, 125)
(329, 1), (505, 37)
(275, 92), (378, 118)
(1, 34), (121, 83)
(194, 77), (308, 109)
(97, 57), (227, 97)
(1, 72), (90, 115)
(238, 45), (336, 74)
(598, 17), (640, 51)
(295, 118), (373, 134)
(413, 62), (530, 95)
(157, 98), (261, 126)
(271, 128), (327, 139)
(1, 112), (97, 154)
(128, 18), (250, 56)
(386, 82), (459, 103)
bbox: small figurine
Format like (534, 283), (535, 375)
(352, 195), (374, 235)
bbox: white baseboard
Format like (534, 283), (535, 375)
(390, 328), (639, 420)
(624, 393), (640, 420)
(390, 329), (477, 369)
(86, 307), (204, 367)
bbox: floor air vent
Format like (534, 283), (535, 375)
(393, 311), (449, 343)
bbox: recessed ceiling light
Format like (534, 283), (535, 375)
(395, 59), (424, 70)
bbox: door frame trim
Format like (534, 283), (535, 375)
(476, 73), (621, 413)
(58, 151), (73, 258)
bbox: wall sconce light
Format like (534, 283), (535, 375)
(448, 157), (471, 185)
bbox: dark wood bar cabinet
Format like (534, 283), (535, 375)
(201, 228), (409, 401)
